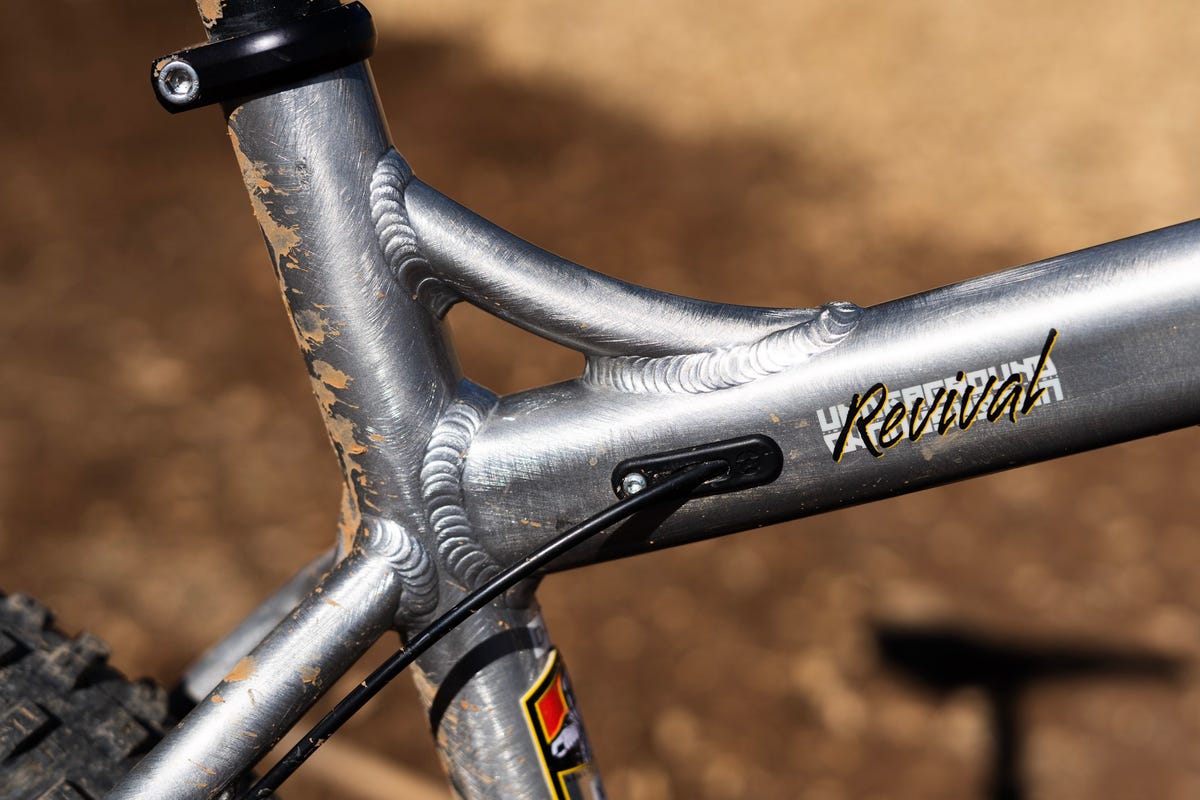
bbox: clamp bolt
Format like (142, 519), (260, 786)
(157, 60), (201, 105)
(620, 472), (648, 496)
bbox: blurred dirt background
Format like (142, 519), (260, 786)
(3, 1), (1200, 798)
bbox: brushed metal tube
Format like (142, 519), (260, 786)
(405, 179), (819, 357)
(222, 63), (459, 542)
(107, 552), (402, 800)
(181, 547), (337, 702)
(453, 220), (1200, 568)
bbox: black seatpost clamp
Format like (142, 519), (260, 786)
(151, 1), (376, 113)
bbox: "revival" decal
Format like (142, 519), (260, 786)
(817, 329), (1063, 462)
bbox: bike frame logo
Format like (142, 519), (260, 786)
(521, 649), (606, 800)
(818, 329), (1063, 462)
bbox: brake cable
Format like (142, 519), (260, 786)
(237, 457), (732, 799)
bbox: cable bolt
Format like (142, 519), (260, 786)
(619, 472), (648, 496)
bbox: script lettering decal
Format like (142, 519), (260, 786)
(821, 329), (1062, 462)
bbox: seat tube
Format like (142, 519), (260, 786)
(178, 2), (605, 797)
(405, 590), (606, 800)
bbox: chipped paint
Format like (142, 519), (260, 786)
(356, 471), (382, 511)
(299, 665), (322, 685)
(211, 694), (225, 704)
(309, 376), (339, 416)
(313, 360), (353, 389)
(225, 655), (256, 683)
(305, 356), (373, 478)
(294, 309), (336, 346)
(337, 487), (362, 559)
(305, 359), (373, 492)
(196, 0), (226, 29)
(327, 413), (368, 470)
(227, 124), (302, 269)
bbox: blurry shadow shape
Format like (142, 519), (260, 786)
(874, 623), (1183, 800)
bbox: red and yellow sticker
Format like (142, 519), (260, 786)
(521, 649), (605, 799)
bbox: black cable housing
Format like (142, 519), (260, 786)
(238, 459), (727, 799)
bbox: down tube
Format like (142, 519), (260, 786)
(464, 220), (1200, 567)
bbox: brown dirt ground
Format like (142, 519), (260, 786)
(3, 2), (1200, 799)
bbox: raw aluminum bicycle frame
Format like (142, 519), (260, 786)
(110, 5), (1200, 800)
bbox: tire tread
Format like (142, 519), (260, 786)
(0, 593), (170, 800)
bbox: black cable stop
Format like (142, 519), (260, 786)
(611, 434), (784, 499)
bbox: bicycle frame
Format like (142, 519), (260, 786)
(109, 3), (1200, 798)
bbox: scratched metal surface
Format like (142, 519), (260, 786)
(2, 2), (1200, 799)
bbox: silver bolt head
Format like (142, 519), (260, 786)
(157, 60), (200, 105)
(620, 472), (648, 496)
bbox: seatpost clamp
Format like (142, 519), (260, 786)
(151, 1), (376, 113)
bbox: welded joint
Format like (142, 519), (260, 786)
(369, 148), (864, 395)
(360, 516), (439, 621)
(371, 149), (460, 316)
(420, 381), (502, 591)
(356, 381), (500, 624)
(583, 301), (862, 393)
